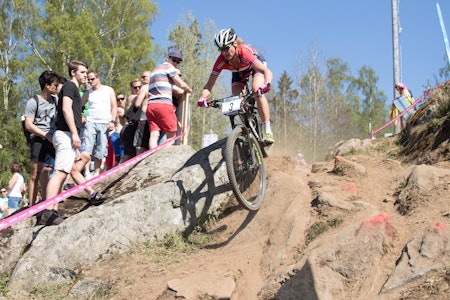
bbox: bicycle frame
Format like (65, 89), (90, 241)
(209, 91), (266, 155)
(207, 89), (267, 210)
(230, 94), (261, 137)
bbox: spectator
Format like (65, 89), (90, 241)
(7, 163), (26, 210)
(395, 82), (413, 104)
(116, 92), (126, 126)
(81, 70), (117, 178)
(127, 78), (143, 110)
(0, 188), (9, 219)
(120, 78), (143, 162)
(144, 50), (192, 149)
(391, 82), (415, 133)
(24, 70), (61, 206)
(105, 93), (126, 170)
(133, 72), (151, 154)
(135, 71), (169, 147)
(63, 80), (89, 191)
(44, 60), (105, 226)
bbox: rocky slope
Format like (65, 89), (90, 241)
(0, 82), (449, 300)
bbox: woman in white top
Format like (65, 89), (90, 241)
(7, 163), (26, 209)
(0, 188), (9, 218)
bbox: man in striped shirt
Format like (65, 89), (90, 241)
(146, 50), (192, 149)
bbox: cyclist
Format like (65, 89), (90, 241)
(198, 28), (274, 144)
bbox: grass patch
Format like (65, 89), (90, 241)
(29, 280), (73, 299)
(305, 218), (343, 246)
(141, 229), (214, 265)
(0, 274), (9, 297)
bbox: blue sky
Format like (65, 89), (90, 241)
(151, 0), (450, 102)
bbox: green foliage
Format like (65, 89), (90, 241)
(272, 51), (389, 161)
(0, 273), (10, 297)
(0, 111), (30, 188)
(0, 0), (158, 186)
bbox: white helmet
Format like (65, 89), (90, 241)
(214, 28), (237, 48)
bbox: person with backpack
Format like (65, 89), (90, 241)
(23, 70), (62, 206)
(42, 61), (107, 226)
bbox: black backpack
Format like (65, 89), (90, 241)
(22, 96), (39, 144)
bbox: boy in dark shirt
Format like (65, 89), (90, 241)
(40, 60), (106, 226)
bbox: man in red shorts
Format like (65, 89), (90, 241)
(145, 50), (192, 148)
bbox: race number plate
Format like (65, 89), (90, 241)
(221, 96), (242, 116)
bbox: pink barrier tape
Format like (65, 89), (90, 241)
(0, 129), (188, 231)
(370, 80), (450, 138)
(370, 92), (428, 138)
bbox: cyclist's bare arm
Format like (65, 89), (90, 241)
(201, 73), (219, 99)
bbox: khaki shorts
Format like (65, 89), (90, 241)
(52, 130), (76, 173)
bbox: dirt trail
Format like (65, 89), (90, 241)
(85, 153), (448, 300)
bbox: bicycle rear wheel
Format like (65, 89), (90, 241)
(225, 126), (266, 210)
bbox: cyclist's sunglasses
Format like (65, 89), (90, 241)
(218, 44), (232, 51)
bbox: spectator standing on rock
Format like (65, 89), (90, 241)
(105, 93), (126, 170)
(24, 70), (61, 206)
(44, 60), (106, 226)
(120, 78), (143, 162)
(133, 72), (151, 155)
(144, 50), (192, 149)
(81, 70), (117, 178)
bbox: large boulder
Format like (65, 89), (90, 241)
(4, 141), (234, 298)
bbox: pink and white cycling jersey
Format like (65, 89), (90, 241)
(211, 45), (262, 77)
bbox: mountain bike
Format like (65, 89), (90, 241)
(203, 88), (268, 211)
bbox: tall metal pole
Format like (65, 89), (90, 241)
(392, 0), (401, 99)
(436, 3), (450, 68)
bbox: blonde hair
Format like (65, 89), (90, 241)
(130, 78), (141, 87)
(236, 37), (245, 46)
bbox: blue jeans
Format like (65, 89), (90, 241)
(8, 196), (21, 209)
(81, 121), (109, 160)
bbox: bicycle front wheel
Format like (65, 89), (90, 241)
(225, 126), (266, 211)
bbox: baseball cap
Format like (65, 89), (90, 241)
(168, 50), (183, 62)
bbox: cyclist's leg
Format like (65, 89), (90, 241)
(252, 73), (273, 143)
(252, 73), (270, 122)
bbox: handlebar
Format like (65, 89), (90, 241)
(202, 88), (270, 108)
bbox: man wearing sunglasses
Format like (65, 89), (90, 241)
(198, 28), (274, 145)
(136, 50), (192, 149)
(81, 70), (117, 178)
